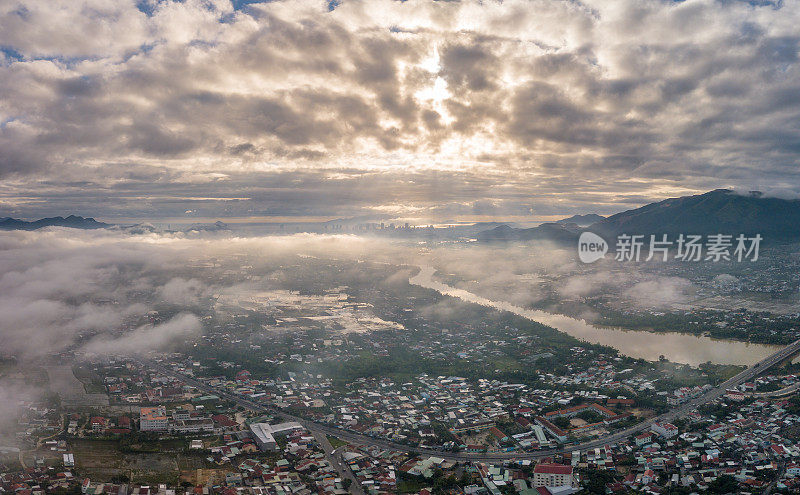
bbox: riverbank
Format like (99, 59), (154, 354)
(409, 266), (780, 367)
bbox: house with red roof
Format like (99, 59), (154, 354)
(532, 463), (576, 488)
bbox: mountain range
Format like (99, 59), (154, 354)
(478, 189), (800, 243)
(0, 215), (109, 230)
(555, 213), (605, 226)
(4, 190), (800, 241)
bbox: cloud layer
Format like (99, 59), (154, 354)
(0, 227), (406, 360)
(1, 0), (800, 220)
(0, 229), (193, 359)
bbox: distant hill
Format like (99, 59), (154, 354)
(477, 222), (581, 243)
(477, 213), (603, 241)
(555, 213), (605, 227)
(0, 215), (109, 231)
(478, 189), (800, 243)
(184, 221), (231, 232)
(591, 189), (800, 241)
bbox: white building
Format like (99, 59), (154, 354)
(635, 432), (652, 446)
(533, 463), (576, 488)
(172, 409), (191, 421)
(171, 418), (215, 434)
(532, 425), (549, 446)
(666, 395), (684, 406)
(140, 406), (169, 431)
(249, 421), (304, 451)
(250, 423), (277, 451)
(652, 422), (679, 439)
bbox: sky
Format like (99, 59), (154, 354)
(1, 0), (799, 223)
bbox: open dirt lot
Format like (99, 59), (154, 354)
(70, 439), (208, 485)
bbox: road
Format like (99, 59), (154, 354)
(139, 338), (800, 463)
(18, 413), (65, 470)
(311, 429), (365, 495)
(748, 382), (800, 398)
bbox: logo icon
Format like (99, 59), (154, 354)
(578, 231), (607, 263)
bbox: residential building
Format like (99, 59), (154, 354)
(533, 463), (576, 488)
(139, 406), (168, 431)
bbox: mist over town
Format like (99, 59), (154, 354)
(3, 1), (800, 494)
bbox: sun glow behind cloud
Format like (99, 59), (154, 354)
(1, 0), (799, 221)
(414, 44), (454, 125)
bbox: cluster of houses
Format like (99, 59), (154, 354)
(172, 360), (645, 453)
(343, 447), (402, 494)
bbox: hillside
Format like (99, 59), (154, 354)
(478, 189), (800, 243)
(591, 189), (800, 241)
(0, 215), (109, 230)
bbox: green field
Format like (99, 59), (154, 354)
(327, 435), (349, 449)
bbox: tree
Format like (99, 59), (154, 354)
(787, 395), (800, 414)
(48, 485), (82, 495)
(110, 474), (130, 483)
(707, 474), (738, 494)
(580, 469), (616, 494)
(576, 410), (603, 423)
(552, 417), (571, 429)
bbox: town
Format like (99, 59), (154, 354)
(5, 349), (800, 494)
(3, 258), (800, 494)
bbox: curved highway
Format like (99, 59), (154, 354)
(747, 382), (800, 398)
(140, 338), (800, 462)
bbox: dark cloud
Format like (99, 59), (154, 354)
(439, 43), (499, 91)
(1, 0), (800, 220)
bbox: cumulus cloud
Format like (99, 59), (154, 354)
(0, 229), (187, 359)
(0, 227), (413, 360)
(0, 227), (422, 428)
(81, 312), (202, 356)
(0, 0), (799, 220)
(712, 273), (740, 289)
(558, 271), (623, 299)
(623, 277), (695, 309)
(0, 377), (43, 435)
(159, 277), (206, 306)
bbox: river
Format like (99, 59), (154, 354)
(409, 266), (779, 366)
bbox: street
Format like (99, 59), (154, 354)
(139, 337), (800, 463)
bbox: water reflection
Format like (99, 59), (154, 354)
(410, 266), (778, 366)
